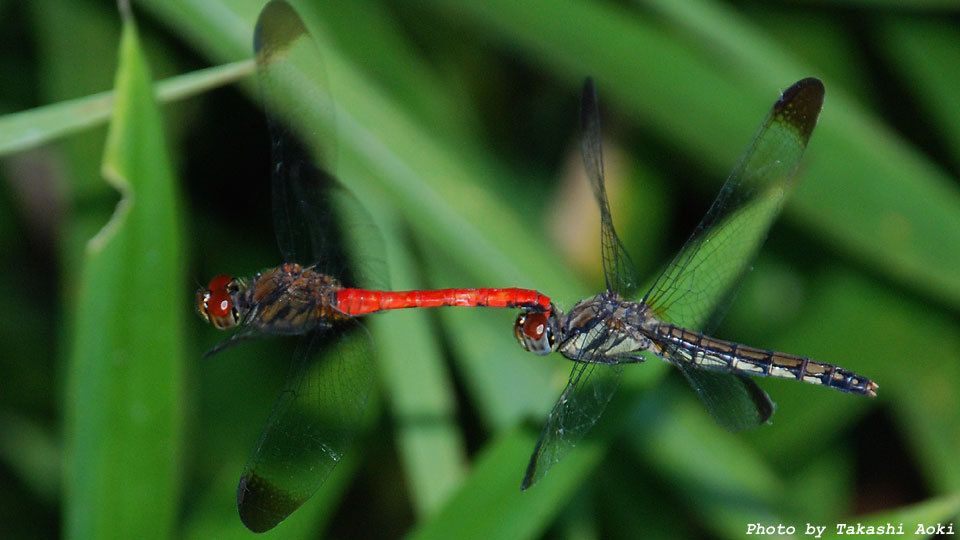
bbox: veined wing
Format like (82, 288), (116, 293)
(675, 354), (775, 432)
(645, 79), (823, 431)
(256, 0), (385, 289)
(642, 78), (824, 332)
(521, 79), (635, 489)
(256, 0), (334, 266)
(237, 323), (375, 532)
(580, 78), (640, 299)
(237, 3), (380, 533)
(521, 361), (622, 490)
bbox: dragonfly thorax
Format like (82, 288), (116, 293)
(555, 292), (655, 364)
(244, 264), (348, 334)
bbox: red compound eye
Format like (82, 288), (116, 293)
(199, 274), (238, 326)
(514, 310), (556, 355)
(207, 274), (233, 291)
(206, 288), (233, 317)
(522, 312), (548, 339)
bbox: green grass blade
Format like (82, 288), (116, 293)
(821, 492), (960, 540)
(0, 413), (60, 504)
(877, 17), (960, 174)
(338, 157), (469, 516)
(0, 60), (253, 157)
(628, 384), (783, 539)
(63, 12), (185, 540)
(407, 426), (605, 540)
(747, 267), (960, 492)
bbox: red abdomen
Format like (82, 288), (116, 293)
(336, 288), (551, 316)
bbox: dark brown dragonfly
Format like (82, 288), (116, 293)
(514, 78), (878, 489)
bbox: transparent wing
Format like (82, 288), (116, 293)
(236, 4), (382, 533)
(237, 323), (375, 532)
(580, 78), (640, 299)
(643, 79), (824, 428)
(256, 0), (333, 265)
(642, 78), (825, 332)
(255, 0), (386, 289)
(672, 349), (774, 432)
(521, 361), (623, 490)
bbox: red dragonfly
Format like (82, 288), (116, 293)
(196, 1), (550, 532)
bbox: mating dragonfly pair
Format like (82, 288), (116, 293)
(196, 0), (877, 532)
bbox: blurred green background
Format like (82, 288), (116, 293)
(1, 0), (959, 538)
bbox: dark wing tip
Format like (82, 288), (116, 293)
(254, 0), (308, 61)
(520, 465), (536, 491)
(747, 376), (776, 427)
(774, 77), (825, 143)
(237, 472), (298, 533)
(580, 77), (598, 129)
(582, 76), (596, 95)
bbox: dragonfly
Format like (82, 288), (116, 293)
(514, 77), (878, 489)
(196, 1), (551, 532)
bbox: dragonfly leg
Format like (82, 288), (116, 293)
(618, 353), (646, 364)
(579, 352), (645, 365)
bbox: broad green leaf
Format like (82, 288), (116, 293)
(63, 12), (184, 540)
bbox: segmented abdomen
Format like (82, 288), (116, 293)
(653, 324), (878, 396)
(336, 288), (551, 316)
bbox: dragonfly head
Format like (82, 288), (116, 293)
(197, 274), (245, 330)
(514, 305), (561, 355)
